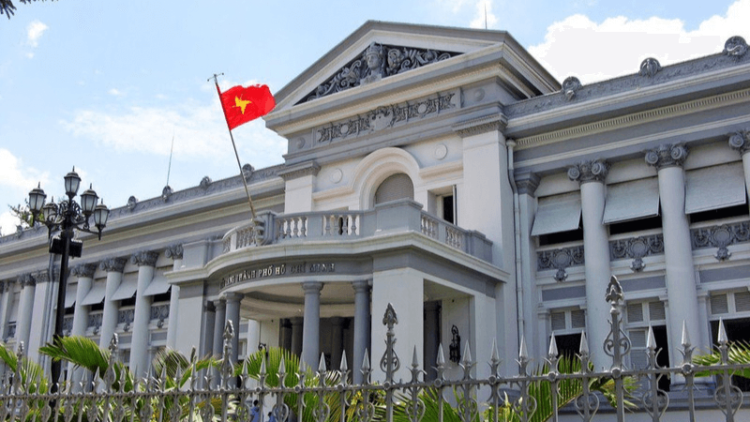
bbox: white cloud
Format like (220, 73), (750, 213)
(26, 20), (48, 47)
(469, 0), (497, 29)
(0, 211), (21, 237)
(108, 88), (123, 96)
(0, 149), (48, 193)
(528, 0), (750, 84)
(61, 97), (286, 167)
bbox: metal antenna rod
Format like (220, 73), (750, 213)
(166, 129), (175, 187)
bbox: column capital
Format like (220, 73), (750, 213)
(516, 172), (541, 196)
(71, 263), (97, 278)
(100, 257), (127, 273)
(224, 292), (244, 303)
(33, 270), (51, 284)
(213, 298), (226, 310)
(131, 251), (159, 267)
(728, 131), (750, 155)
(302, 281), (324, 293)
(165, 244), (184, 260)
(352, 279), (371, 292)
(18, 273), (35, 287)
(645, 143), (689, 169)
(567, 159), (609, 184)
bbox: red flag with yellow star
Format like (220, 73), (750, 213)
(218, 84), (275, 130)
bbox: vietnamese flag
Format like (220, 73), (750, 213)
(218, 84), (275, 130)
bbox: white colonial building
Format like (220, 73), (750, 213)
(1, 22), (750, 402)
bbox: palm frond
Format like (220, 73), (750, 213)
(693, 340), (750, 379)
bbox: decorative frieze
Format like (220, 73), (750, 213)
(537, 246), (585, 282)
(452, 114), (506, 138)
(300, 42), (459, 104)
(316, 92), (456, 144)
(165, 244), (184, 260)
(131, 251), (159, 267)
(568, 159), (609, 184)
(71, 263), (98, 278)
(609, 234), (664, 272)
(645, 144), (689, 169)
(101, 257), (127, 273)
(692, 221), (750, 261)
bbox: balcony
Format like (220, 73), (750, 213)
(221, 200), (493, 263)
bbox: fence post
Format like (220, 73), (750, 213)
(604, 276), (629, 422)
(380, 303), (400, 422)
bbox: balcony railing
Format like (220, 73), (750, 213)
(222, 199), (493, 262)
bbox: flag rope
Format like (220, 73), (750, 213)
(211, 74), (258, 220)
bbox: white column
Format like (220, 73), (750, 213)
(225, 292), (243, 365)
(15, 273), (36, 349)
(352, 280), (370, 384)
(301, 282), (323, 369)
(568, 160), (611, 370)
(28, 270), (54, 365)
(212, 299), (226, 356)
(99, 258), (126, 349)
(129, 251), (158, 377)
(70, 263), (97, 387)
(165, 245), (183, 350)
(729, 132), (750, 205)
(0, 281), (13, 341)
(246, 319), (260, 355)
(645, 145), (707, 360)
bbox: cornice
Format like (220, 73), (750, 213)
(452, 113), (507, 137)
(278, 161), (321, 181)
(513, 86), (750, 150)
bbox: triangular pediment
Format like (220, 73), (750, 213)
(296, 42), (461, 105)
(271, 21), (542, 112)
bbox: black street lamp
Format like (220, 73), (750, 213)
(28, 167), (110, 389)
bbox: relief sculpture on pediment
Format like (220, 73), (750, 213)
(300, 42), (459, 104)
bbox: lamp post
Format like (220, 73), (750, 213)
(28, 167), (110, 390)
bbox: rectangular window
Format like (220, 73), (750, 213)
(626, 300), (670, 391)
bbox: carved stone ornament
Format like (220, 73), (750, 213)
(567, 159), (609, 183)
(610, 235), (664, 272)
(724, 36), (748, 59)
(640, 58), (661, 77)
(644, 143), (689, 169)
(100, 257), (127, 273)
(300, 42), (459, 104)
(728, 131), (750, 154)
(161, 185), (173, 202)
(537, 246), (585, 282)
(131, 250), (159, 267)
(515, 172), (541, 197)
(18, 273), (35, 287)
(71, 263), (98, 278)
(165, 244), (184, 260)
(199, 176), (212, 190)
(127, 196), (138, 211)
(242, 164), (254, 180)
(562, 76), (582, 100)
(692, 221), (750, 261)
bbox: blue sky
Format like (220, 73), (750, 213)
(0, 0), (747, 234)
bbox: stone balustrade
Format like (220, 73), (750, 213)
(222, 199), (493, 262)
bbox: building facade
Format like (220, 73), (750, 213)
(1, 22), (750, 397)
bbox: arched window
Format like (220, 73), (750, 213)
(374, 173), (414, 205)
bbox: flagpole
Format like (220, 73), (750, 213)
(210, 73), (258, 220)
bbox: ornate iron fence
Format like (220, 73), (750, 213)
(1, 276), (750, 422)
